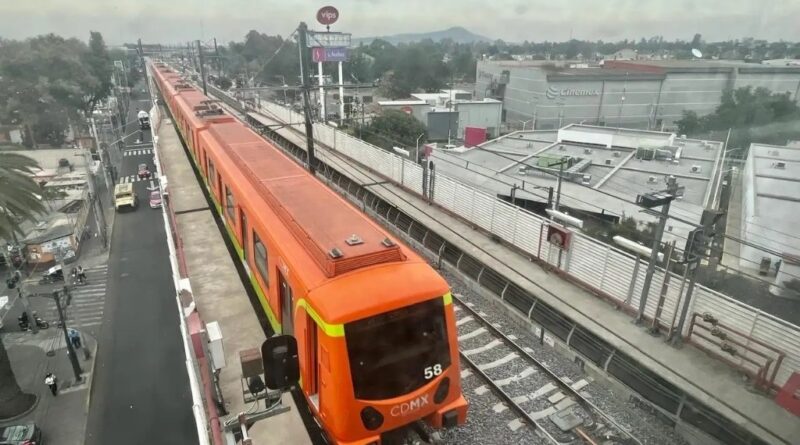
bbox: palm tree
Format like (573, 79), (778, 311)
(0, 152), (45, 419)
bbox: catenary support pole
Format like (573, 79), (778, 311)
(197, 40), (207, 96)
(297, 23), (317, 175)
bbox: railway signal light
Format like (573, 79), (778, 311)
(261, 335), (299, 391)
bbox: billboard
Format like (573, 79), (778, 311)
(311, 46), (349, 63)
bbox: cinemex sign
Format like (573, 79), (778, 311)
(545, 85), (601, 100)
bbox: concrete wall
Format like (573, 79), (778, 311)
(455, 102), (502, 138)
(478, 61), (800, 131)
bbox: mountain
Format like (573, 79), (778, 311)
(353, 27), (492, 45)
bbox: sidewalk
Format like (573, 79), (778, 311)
(0, 330), (98, 445)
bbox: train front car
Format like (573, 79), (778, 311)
(304, 261), (468, 444)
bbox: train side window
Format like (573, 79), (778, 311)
(225, 186), (235, 220)
(207, 158), (215, 182)
(240, 210), (248, 260)
(253, 231), (269, 287)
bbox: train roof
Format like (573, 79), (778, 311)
(207, 121), (405, 277)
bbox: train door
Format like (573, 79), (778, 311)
(240, 211), (248, 259)
(279, 273), (293, 335)
(307, 315), (320, 410)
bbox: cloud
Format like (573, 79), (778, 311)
(0, 0), (797, 44)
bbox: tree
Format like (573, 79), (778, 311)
(361, 109), (427, 151)
(81, 31), (113, 116)
(0, 153), (45, 419)
(676, 110), (703, 135)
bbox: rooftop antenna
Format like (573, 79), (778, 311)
(691, 48), (703, 59)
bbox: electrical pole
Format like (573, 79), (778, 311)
(635, 176), (679, 324)
(54, 290), (83, 382)
(213, 38), (222, 77)
(554, 158), (566, 210)
(138, 38), (150, 99)
(297, 23), (317, 175)
(197, 40), (207, 96)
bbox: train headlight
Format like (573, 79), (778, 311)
(360, 406), (384, 431)
(434, 377), (450, 404)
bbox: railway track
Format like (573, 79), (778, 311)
(453, 293), (641, 445)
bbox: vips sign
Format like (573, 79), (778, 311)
(312, 47), (349, 63)
(316, 6), (339, 25)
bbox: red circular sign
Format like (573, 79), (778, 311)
(316, 6), (339, 25)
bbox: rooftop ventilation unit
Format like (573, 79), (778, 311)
(581, 174), (592, 185)
(691, 165), (702, 173)
(605, 159), (613, 165)
(584, 148), (592, 155)
(558, 145), (566, 151)
(774, 161), (786, 169)
(518, 166), (528, 175)
(613, 151), (621, 157)
(648, 176), (657, 183)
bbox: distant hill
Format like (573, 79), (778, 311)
(353, 27), (492, 45)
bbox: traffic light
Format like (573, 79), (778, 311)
(684, 228), (707, 263)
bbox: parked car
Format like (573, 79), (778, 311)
(137, 163), (151, 179)
(0, 422), (42, 445)
(149, 190), (162, 209)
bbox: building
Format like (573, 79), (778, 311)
(430, 124), (725, 244)
(734, 142), (800, 296)
(378, 89), (502, 141)
(475, 59), (800, 131)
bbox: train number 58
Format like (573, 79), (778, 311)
(424, 364), (443, 379)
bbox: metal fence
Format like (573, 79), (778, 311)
(242, 93), (800, 388)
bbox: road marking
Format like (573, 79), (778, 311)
(458, 327), (486, 341)
(477, 352), (518, 371)
(462, 339), (502, 356)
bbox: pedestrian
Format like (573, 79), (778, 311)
(44, 373), (58, 396)
(68, 328), (82, 349)
(77, 265), (87, 284)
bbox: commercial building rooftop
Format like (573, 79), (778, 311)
(431, 124), (725, 243)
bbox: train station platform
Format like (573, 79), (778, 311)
(155, 110), (312, 444)
(242, 108), (799, 445)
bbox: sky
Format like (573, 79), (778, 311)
(1, 0), (798, 46)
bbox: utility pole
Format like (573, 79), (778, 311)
(635, 176), (680, 324)
(554, 158), (566, 210)
(54, 290), (83, 382)
(213, 38), (222, 77)
(670, 210), (723, 345)
(297, 23), (317, 175)
(138, 38), (150, 98)
(197, 40), (207, 96)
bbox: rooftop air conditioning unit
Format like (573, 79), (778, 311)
(584, 148), (592, 154)
(774, 161), (786, 169)
(691, 165), (702, 173)
(613, 151), (621, 157)
(648, 176), (657, 183)
(605, 159), (613, 165)
(581, 174), (592, 185)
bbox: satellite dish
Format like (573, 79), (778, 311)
(691, 48), (703, 59)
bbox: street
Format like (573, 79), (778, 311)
(85, 88), (197, 444)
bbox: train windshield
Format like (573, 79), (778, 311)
(345, 297), (451, 400)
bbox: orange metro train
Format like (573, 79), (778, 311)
(149, 61), (468, 444)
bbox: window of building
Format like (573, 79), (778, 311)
(207, 158), (215, 184)
(254, 231), (269, 286)
(225, 186), (235, 219)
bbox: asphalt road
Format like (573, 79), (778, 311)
(85, 89), (197, 445)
